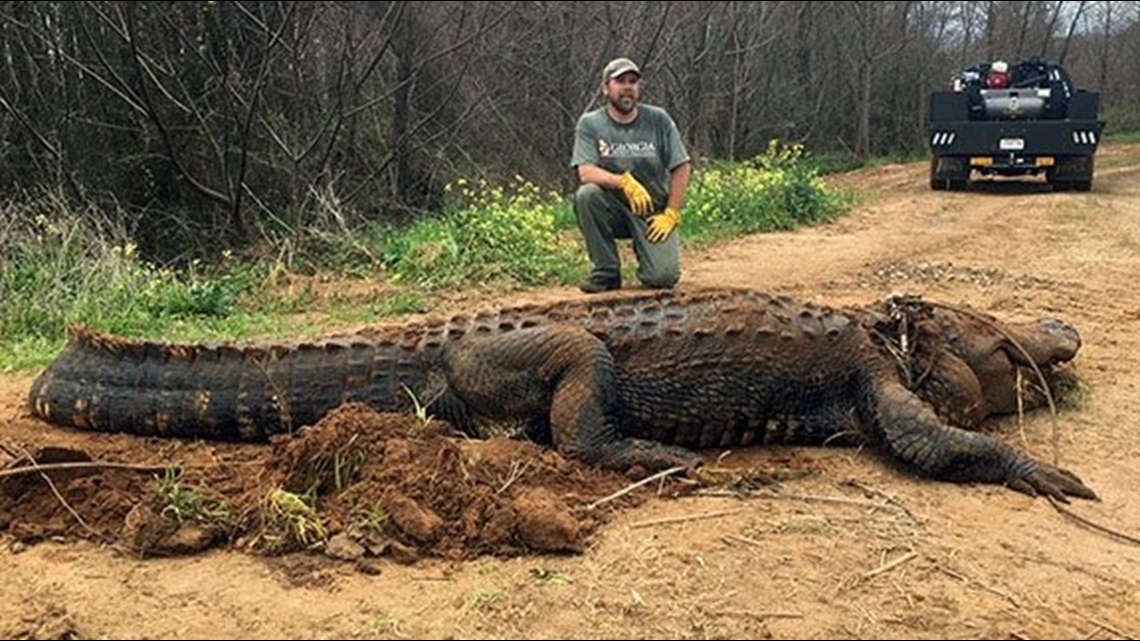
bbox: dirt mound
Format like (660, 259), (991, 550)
(0, 403), (648, 562)
(250, 403), (642, 560)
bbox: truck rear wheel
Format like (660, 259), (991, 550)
(930, 156), (969, 191)
(1047, 156), (1095, 193)
(930, 157), (947, 190)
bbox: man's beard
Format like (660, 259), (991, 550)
(609, 94), (636, 114)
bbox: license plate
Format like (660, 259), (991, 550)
(999, 137), (1025, 151)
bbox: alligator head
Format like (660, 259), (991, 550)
(862, 296), (1080, 429)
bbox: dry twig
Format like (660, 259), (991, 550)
(841, 480), (921, 523)
(9, 446), (106, 542)
(722, 609), (804, 620)
(1080, 615), (1134, 640)
(936, 564), (1020, 607)
(1047, 496), (1140, 546)
(629, 508), (747, 529)
(494, 458), (531, 495)
(0, 460), (174, 480)
(779, 491), (902, 514)
(583, 465), (686, 510)
(863, 550), (918, 579)
(722, 533), (765, 548)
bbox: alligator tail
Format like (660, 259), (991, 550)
(28, 327), (424, 441)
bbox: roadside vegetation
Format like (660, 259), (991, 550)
(0, 142), (849, 372)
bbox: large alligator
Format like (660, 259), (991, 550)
(27, 287), (1095, 501)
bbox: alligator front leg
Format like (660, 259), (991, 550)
(872, 379), (1096, 502)
(442, 326), (702, 472)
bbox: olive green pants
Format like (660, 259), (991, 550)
(574, 184), (680, 288)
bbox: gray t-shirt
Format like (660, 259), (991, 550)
(570, 104), (690, 210)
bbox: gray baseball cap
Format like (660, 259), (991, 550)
(602, 57), (641, 81)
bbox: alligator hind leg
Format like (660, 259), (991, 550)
(441, 325), (702, 472)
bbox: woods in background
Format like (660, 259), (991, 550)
(1, 1), (1136, 260)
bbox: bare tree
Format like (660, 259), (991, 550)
(2, 0), (1140, 261)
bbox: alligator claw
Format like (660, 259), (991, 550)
(1008, 461), (1098, 502)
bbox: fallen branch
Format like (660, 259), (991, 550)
(9, 446), (107, 542)
(1047, 496), (1140, 546)
(629, 508), (747, 529)
(0, 460), (175, 480)
(584, 465), (686, 510)
(1080, 615), (1134, 640)
(841, 479), (921, 523)
(721, 609), (804, 620)
(863, 550), (918, 579)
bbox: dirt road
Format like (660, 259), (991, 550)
(3, 145), (1139, 639)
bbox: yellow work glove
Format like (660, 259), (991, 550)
(645, 207), (680, 243)
(618, 171), (653, 216)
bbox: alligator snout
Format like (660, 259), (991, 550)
(1030, 317), (1081, 363)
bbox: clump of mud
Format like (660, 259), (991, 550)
(1, 403), (647, 562)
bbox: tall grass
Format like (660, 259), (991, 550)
(1, 144), (850, 372)
(0, 192), (264, 370)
